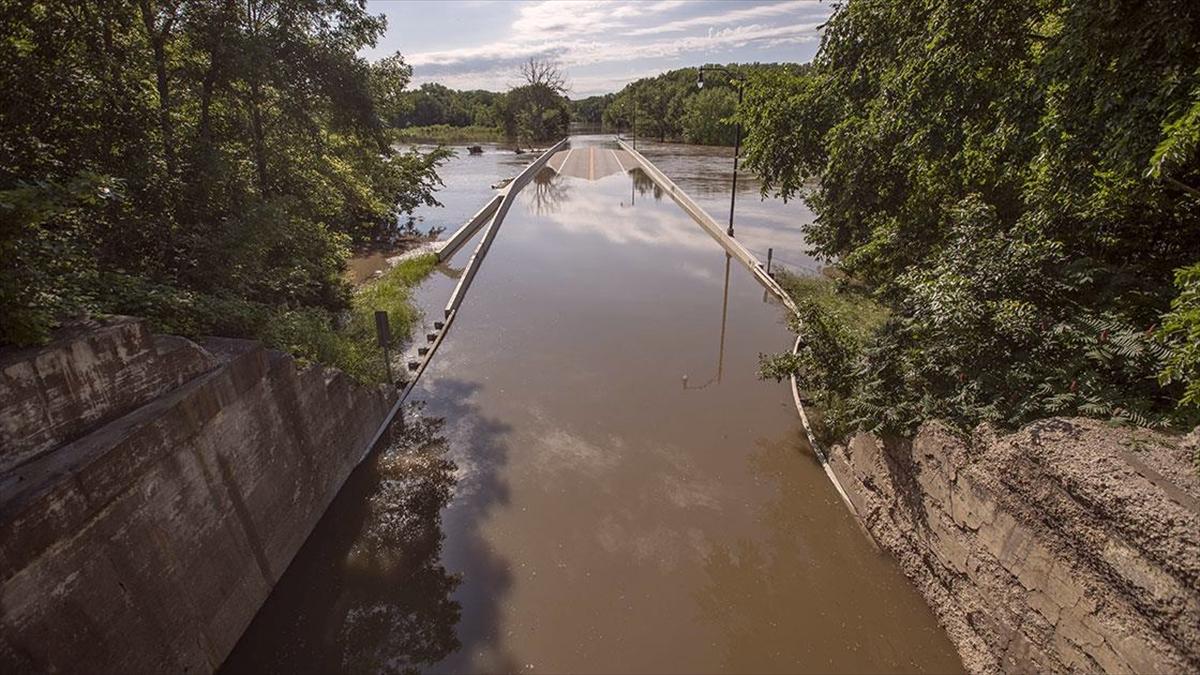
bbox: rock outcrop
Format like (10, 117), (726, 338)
(828, 418), (1200, 674)
(0, 318), (398, 673)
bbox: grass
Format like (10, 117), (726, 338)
(237, 253), (438, 385)
(761, 268), (890, 443)
(775, 269), (889, 344)
(392, 124), (506, 144)
(98, 252), (438, 385)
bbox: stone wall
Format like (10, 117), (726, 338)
(0, 321), (398, 673)
(828, 418), (1200, 674)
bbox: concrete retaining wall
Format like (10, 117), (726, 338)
(0, 318), (218, 473)
(0, 320), (398, 673)
(828, 418), (1200, 674)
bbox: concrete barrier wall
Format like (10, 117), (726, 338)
(615, 139), (798, 315)
(0, 322), (398, 673)
(438, 194), (502, 262)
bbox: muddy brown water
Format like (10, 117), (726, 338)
(223, 136), (962, 674)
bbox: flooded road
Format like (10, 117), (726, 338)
(223, 136), (961, 674)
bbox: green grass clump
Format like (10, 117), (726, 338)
(774, 271), (889, 345)
(759, 269), (889, 443)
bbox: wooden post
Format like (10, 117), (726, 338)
(766, 248), (773, 276)
(374, 310), (394, 386)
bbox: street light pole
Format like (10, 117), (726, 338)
(697, 66), (745, 237)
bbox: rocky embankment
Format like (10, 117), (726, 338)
(828, 417), (1199, 674)
(0, 318), (398, 673)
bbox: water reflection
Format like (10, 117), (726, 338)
(696, 436), (963, 674)
(221, 405), (462, 675)
(683, 253), (730, 391)
(528, 167), (570, 216)
(631, 168), (664, 201)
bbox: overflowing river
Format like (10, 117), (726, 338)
(223, 136), (961, 673)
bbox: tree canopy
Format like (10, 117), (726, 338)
(743, 0), (1200, 434)
(1, 0), (446, 347)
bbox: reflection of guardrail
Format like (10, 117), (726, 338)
(616, 139), (798, 315)
(444, 137), (569, 319)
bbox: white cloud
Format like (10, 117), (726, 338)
(395, 1), (830, 96)
(625, 0), (825, 36)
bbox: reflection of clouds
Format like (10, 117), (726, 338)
(677, 261), (719, 284)
(534, 428), (623, 476)
(662, 474), (723, 510)
(527, 174), (722, 254)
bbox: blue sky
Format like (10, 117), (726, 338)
(361, 1), (832, 97)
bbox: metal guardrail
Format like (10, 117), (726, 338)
(617, 138), (859, 514)
(444, 138), (569, 319)
(438, 195), (502, 262)
(615, 139), (798, 315)
(363, 138), (570, 451)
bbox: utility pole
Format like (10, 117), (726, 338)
(697, 66), (746, 237)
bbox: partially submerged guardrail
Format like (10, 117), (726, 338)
(444, 137), (569, 319)
(617, 138), (856, 516)
(364, 138), (569, 451)
(616, 139), (798, 316)
(438, 194), (502, 262)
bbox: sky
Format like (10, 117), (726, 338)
(361, 0), (832, 98)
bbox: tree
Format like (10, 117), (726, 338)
(682, 88), (737, 146)
(740, 0), (1200, 433)
(498, 58), (570, 145)
(0, 0), (447, 346)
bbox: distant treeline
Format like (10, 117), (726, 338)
(597, 63), (802, 146)
(379, 59), (570, 145)
(388, 63), (804, 147)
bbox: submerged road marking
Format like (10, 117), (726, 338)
(611, 149), (627, 173)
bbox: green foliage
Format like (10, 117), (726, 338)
(0, 174), (117, 345)
(682, 88), (738, 146)
(1, 0), (447, 353)
(759, 271), (887, 440)
(741, 0), (1200, 435)
(501, 84), (571, 145)
(263, 253), (436, 384)
(382, 82), (504, 129)
(392, 125), (505, 144)
(601, 63), (798, 145)
(570, 94), (614, 127)
(97, 253), (436, 384)
(1159, 263), (1200, 408)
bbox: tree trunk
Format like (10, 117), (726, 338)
(247, 81), (269, 194)
(138, 0), (175, 176)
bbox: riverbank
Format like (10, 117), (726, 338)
(307, 252), (436, 383)
(771, 269), (1200, 673)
